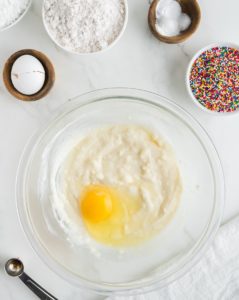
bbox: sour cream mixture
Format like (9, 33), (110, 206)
(51, 125), (182, 247)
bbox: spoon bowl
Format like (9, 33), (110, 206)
(5, 258), (24, 277)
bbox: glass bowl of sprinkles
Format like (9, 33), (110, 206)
(186, 43), (239, 115)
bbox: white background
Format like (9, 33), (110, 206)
(0, 0), (238, 299)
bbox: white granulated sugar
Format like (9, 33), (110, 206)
(0, 0), (29, 29)
(43, 0), (126, 53)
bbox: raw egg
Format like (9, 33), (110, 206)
(79, 185), (140, 246)
(11, 55), (45, 95)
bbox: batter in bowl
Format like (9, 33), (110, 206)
(51, 125), (182, 247)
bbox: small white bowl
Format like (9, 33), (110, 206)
(186, 42), (239, 116)
(42, 0), (128, 55)
(0, 0), (32, 32)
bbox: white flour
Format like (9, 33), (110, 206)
(43, 0), (126, 53)
(0, 0), (29, 30)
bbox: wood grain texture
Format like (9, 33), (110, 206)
(3, 49), (55, 101)
(148, 0), (201, 44)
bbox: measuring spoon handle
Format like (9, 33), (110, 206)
(19, 272), (58, 300)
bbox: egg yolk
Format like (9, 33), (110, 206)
(80, 185), (113, 223)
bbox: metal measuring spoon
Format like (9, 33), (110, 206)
(5, 258), (58, 300)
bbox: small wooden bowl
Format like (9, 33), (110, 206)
(3, 49), (55, 101)
(148, 0), (201, 44)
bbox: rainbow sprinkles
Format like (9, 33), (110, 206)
(189, 46), (239, 113)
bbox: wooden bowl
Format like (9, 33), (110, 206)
(148, 0), (201, 44)
(3, 49), (55, 101)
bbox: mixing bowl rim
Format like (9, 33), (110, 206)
(15, 88), (224, 295)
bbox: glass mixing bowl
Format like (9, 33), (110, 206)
(16, 88), (224, 296)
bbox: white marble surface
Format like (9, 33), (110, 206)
(0, 0), (239, 299)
